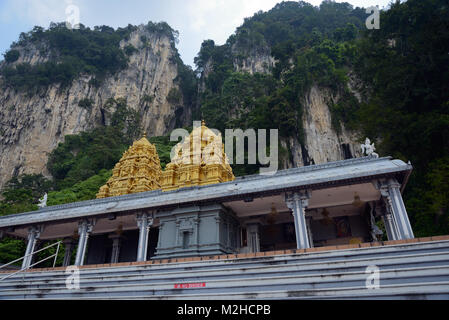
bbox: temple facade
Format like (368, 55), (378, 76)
(0, 124), (415, 269)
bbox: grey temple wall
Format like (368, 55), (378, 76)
(154, 204), (240, 259)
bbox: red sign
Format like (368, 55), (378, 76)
(174, 282), (206, 289)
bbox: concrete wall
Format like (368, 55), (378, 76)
(155, 204), (240, 258)
(310, 214), (371, 246)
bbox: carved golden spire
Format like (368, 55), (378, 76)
(160, 120), (234, 192)
(96, 135), (162, 198)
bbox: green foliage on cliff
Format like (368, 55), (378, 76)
(1, 23), (136, 92)
(3, 49), (20, 63)
(0, 174), (52, 217)
(167, 88), (182, 104)
(0, 21), (196, 96)
(351, 0), (449, 236)
(47, 127), (129, 190)
(78, 98), (94, 109)
(196, 0), (449, 236)
(196, 1), (364, 172)
(0, 238), (26, 265)
(47, 169), (112, 206)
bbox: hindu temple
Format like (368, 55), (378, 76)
(0, 121), (417, 268)
(2, 121), (449, 299)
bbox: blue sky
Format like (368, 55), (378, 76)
(0, 0), (393, 67)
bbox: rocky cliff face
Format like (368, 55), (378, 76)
(203, 51), (362, 170)
(0, 25), (191, 190)
(280, 85), (361, 169)
(232, 44), (275, 75)
(0, 23), (363, 190)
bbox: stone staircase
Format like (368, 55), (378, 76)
(1, 239), (449, 300)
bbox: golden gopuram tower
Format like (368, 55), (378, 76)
(160, 120), (235, 192)
(96, 133), (162, 198)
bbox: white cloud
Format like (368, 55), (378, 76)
(186, 0), (280, 45)
(0, 0), (67, 27)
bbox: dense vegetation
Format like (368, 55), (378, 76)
(0, 98), (178, 265)
(196, 1), (365, 170)
(351, 0), (449, 236)
(0, 0), (448, 264)
(195, 0), (449, 236)
(0, 23), (137, 92)
(0, 21), (198, 101)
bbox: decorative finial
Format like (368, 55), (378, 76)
(201, 119), (206, 127)
(142, 130), (147, 138)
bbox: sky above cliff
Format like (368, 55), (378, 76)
(0, 0), (393, 67)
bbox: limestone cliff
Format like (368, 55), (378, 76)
(0, 19), (364, 191)
(232, 44), (275, 75)
(0, 25), (191, 190)
(280, 85), (361, 169)
(201, 50), (362, 170)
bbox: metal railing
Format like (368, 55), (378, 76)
(0, 241), (61, 282)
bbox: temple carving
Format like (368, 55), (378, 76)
(160, 121), (235, 191)
(96, 121), (235, 198)
(96, 134), (162, 198)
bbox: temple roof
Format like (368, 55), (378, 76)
(160, 120), (234, 191)
(0, 156), (413, 232)
(96, 134), (162, 198)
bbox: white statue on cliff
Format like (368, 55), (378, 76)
(37, 193), (48, 209)
(361, 138), (379, 158)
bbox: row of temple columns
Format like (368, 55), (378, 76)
(16, 177), (414, 268)
(19, 212), (155, 270)
(277, 177), (414, 251)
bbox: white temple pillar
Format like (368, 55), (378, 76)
(136, 212), (153, 262)
(21, 226), (43, 270)
(383, 212), (400, 241)
(74, 219), (95, 266)
(377, 179), (414, 240)
(285, 190), (311, 249)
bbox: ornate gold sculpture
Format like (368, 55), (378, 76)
(160, 120), (234, 191)
(96, 133), (162, 198)
(96, 121), (234, 197)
